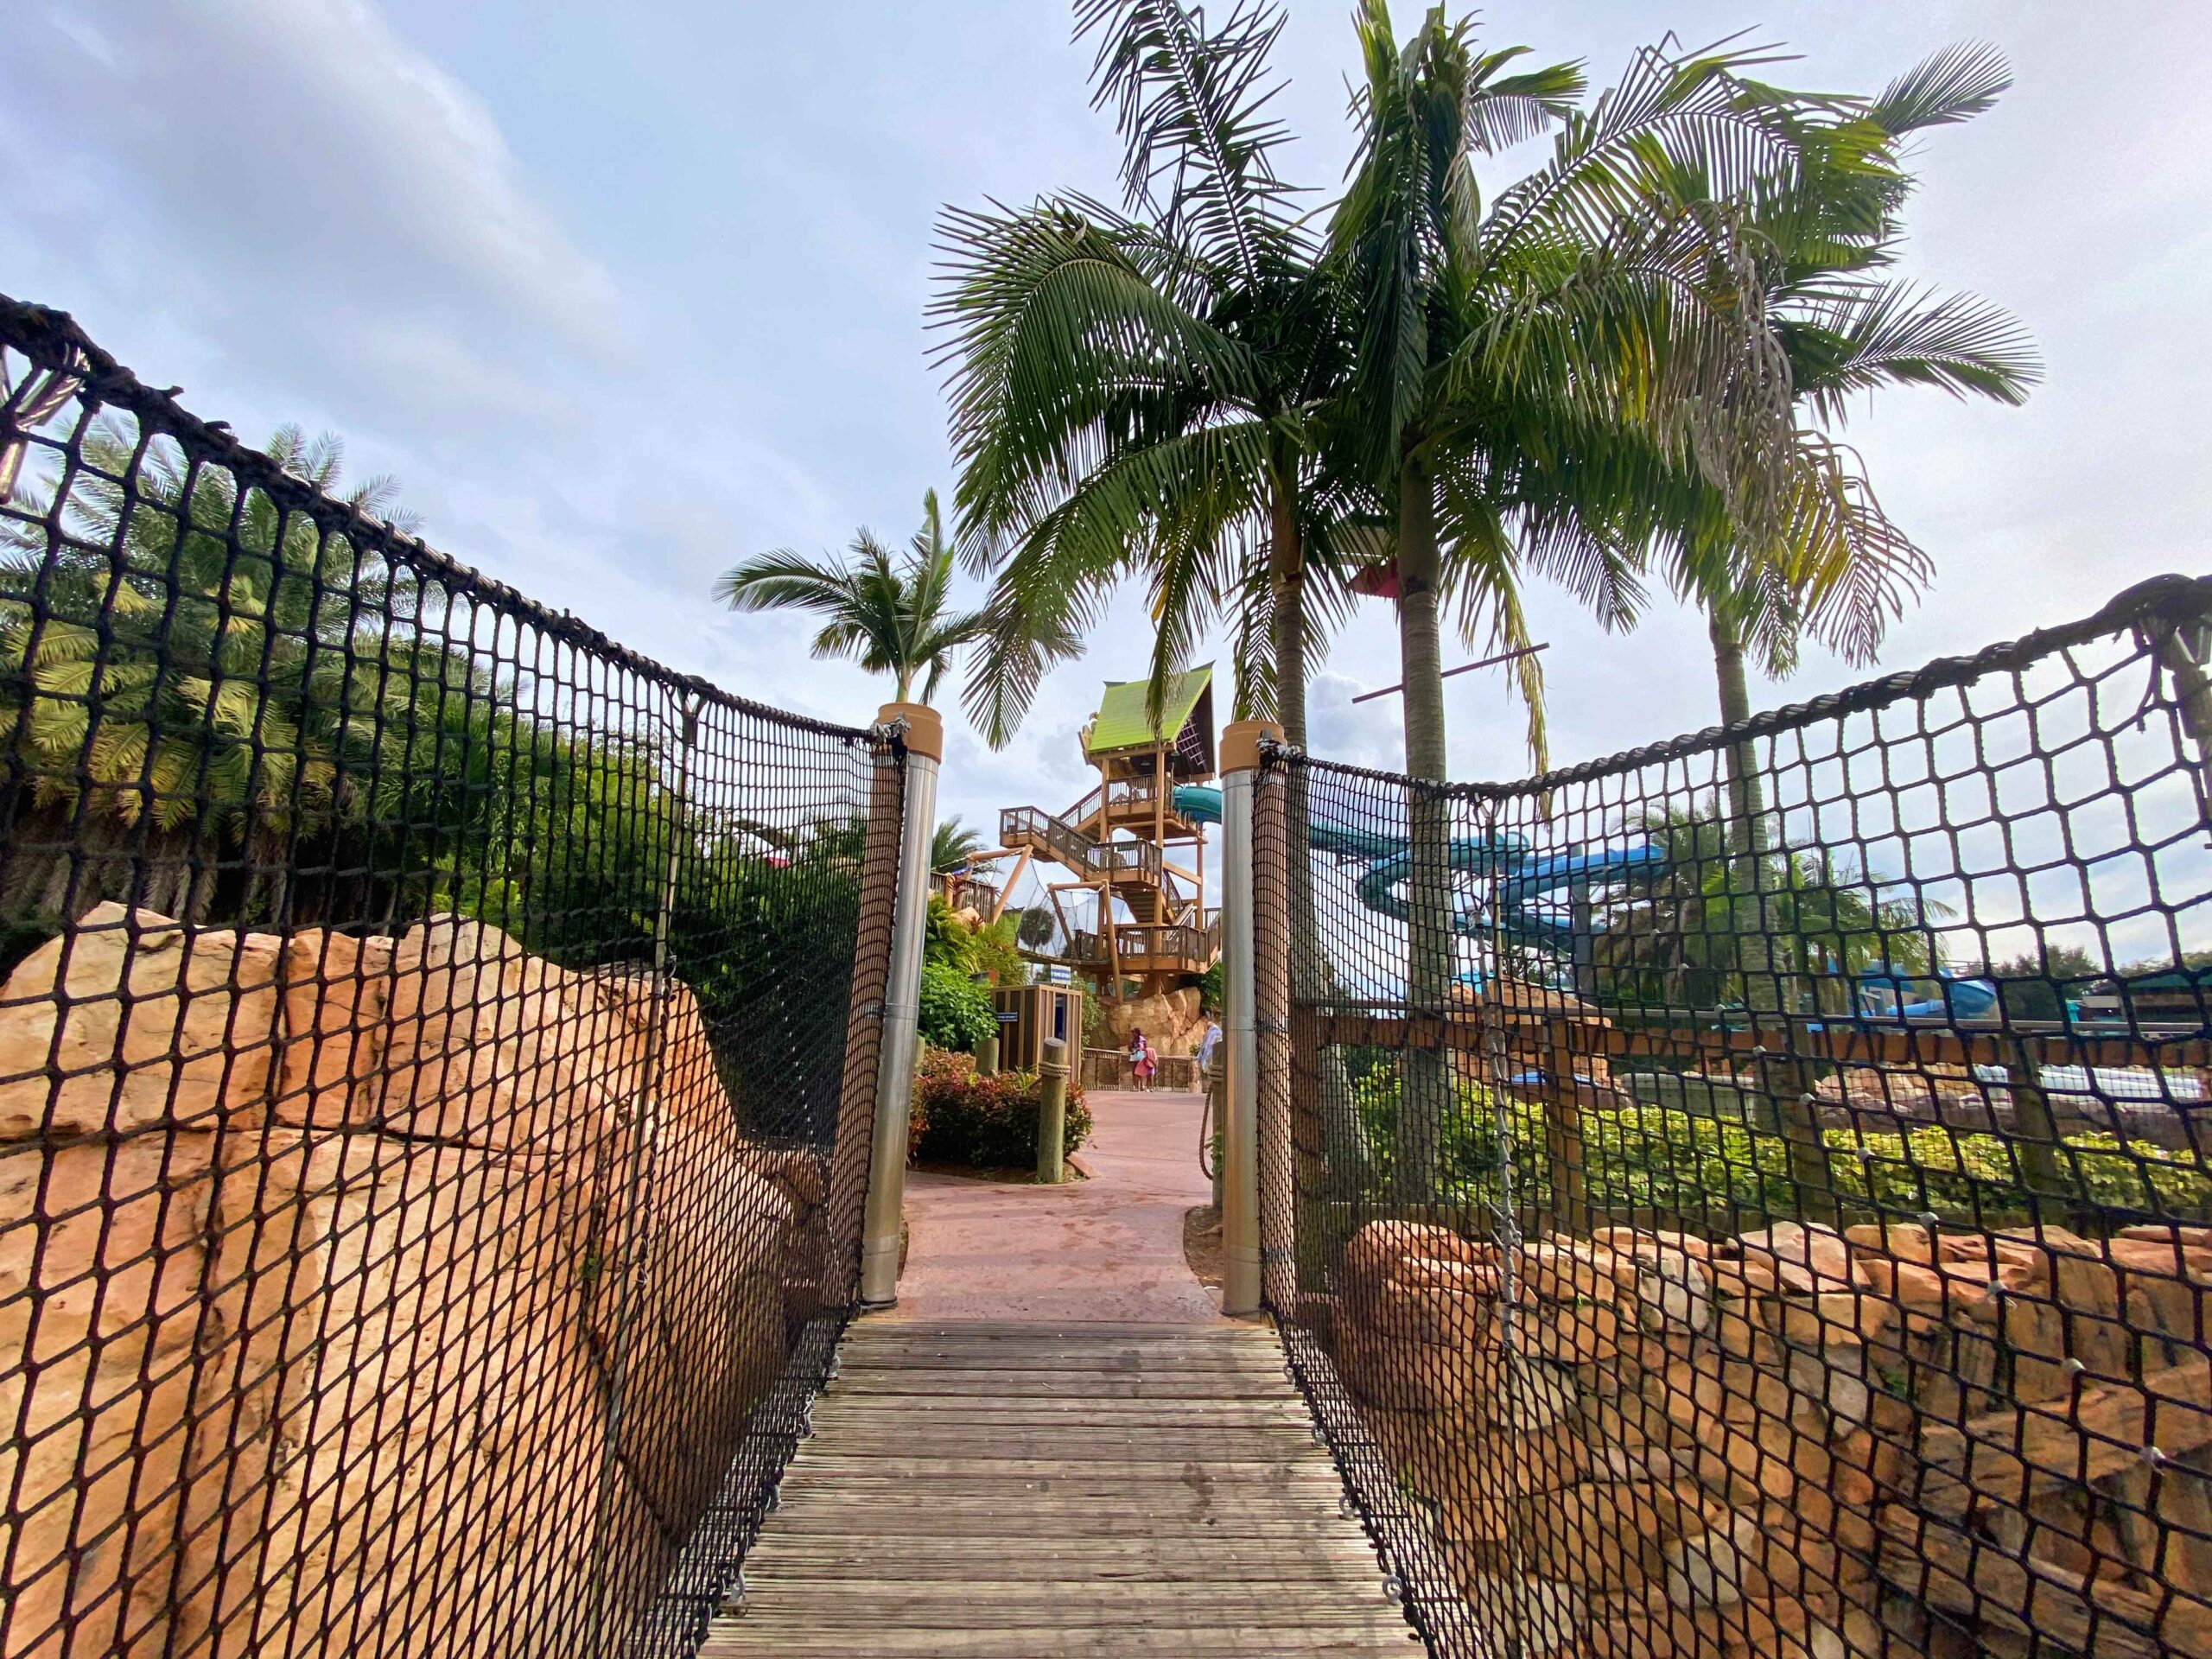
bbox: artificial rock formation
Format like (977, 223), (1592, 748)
(1096, 985), (1205, 1057)
(1328, 1213), (2212, 1658)
(0, 906), (823, 1658)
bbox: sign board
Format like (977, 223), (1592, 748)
(995, 1011), (1020, 1024)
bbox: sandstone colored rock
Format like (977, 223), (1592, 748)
(269, 929), (395, 1128)
(368, 916), (645, 1154)
(0, 1136), (219, 1659)
(1339, 1219), (1479, 1304)
(1734, 1223), (1853, 1296)
(1526, 1478), (1713, 1589)
(1, 910), (817, 1659)
(0, 904), (281, 1141)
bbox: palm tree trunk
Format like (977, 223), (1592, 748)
(1395, 455), (1452, 1201)
(1268, 450), (1306, 751)
(1707, 606), (1766, 856)
(1707, 603), (1834, 1224)
(1269, 444), (1366, 1246)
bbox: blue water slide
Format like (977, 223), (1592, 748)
(1853, 964), (2000, 1023)
(1172, 785), (1663, 951)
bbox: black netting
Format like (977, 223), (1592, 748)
(1257, 576), (2212, 1658)
(0, 296), (904, 1658)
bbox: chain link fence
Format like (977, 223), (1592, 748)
(0, 297), (905, 1658)
(1255, 575), (2212, 1658)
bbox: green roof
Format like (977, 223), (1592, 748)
(1085, 666), (1213, 757)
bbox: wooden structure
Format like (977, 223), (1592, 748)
(703, 1319), (1409, 1656)
(977, 668), (1222, 999)
(990, 982), (1083, 1075)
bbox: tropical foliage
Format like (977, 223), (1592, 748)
(932, 816), (987, 873)
(918, 958), (997, 1051)
(937, 0), (1364, 748)
(715, 487), (987, 705)
(1345, 1064), (2212, 1231)
(0, 423), (416, 921)
(0, 421), (875, 1140)
(911, 1047), (1093, 1169)
(1587, 807), (1941, 1011)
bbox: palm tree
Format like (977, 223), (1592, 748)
(937, 0), (1365, 749)
(931, 817), (987, 874)
(0, 423), (419, 920)
(1325, 5), (1826, 1192)
(1593, 806), (1939, 1010)
(715, 488), (987, 706)
(1667, 46), (2039, 856)
(1328, 6), (1840, 784)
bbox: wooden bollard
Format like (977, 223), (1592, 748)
(1037, 1037), (1070, 1185)
(977, 1029), (1000, 1077)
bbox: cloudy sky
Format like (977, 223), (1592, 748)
(5, 0), (2208, 888)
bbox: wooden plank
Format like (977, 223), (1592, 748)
(702, 1627), (1421, 1656)
(706, 1319), (1405, 1656)
(823, 1380), (1292, 1407)
(839, 1349), (1287, 1372)
(779, 1459), (1336, 1486)
(735, 1586), (1397, 1622)
(787, 1478), (1344, 1503)
(747, 1541), (1376, 1571)
(847, 1319), (1279, 1338)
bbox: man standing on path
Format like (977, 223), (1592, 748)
(1196, 1015), (1222, 1079)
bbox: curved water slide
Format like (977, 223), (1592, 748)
(1172, 785), (1664, 957)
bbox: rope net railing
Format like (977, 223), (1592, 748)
(1254, 575), (2212, 1659)
(0, 297), (905, 1658)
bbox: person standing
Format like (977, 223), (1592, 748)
(1128, 1028), (1154, 1090)
(1196, 1017), (1222, 1080)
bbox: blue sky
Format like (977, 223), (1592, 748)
(5, 0), (2209, 874)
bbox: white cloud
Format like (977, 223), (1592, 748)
(14, 0), (624, 388)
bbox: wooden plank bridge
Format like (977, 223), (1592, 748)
(703, 1319), (1418, 1657)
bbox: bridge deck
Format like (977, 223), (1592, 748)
(703, 1319), (1417, 1657)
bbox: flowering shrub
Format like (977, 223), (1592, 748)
(911, 1048), (1092, 1169)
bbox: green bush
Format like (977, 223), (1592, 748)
(918, 960), (995, 1051)
(1196, 960), (1224, 1016)
(911, 1048), (1092, 1169)
(1342, 1061), (2212, 1230)
(1349, 1061), (1547, 1193)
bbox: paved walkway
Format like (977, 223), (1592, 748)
(890, 1087), (1219, 1323)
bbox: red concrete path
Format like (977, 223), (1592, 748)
(883, 1087), (1223, 1324)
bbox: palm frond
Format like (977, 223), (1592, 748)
(1076, 0), (1301, 284)
(1786, 282), (2040, 424)
(1871, 42), (2010, 136)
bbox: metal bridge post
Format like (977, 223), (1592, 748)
(860, 702), (943, 1307)
(1219, 720), (1279, 1315)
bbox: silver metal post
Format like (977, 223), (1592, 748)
(860, 702), (943, 1307)
(1219, 721), (1269, 1315)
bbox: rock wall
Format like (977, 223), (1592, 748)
(0, 905), (826, 1659)
(1096, 986), (1205, 1056)
(1325, 1214), (2212, 1657)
